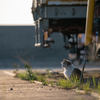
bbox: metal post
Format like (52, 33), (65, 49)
(38, 20), (43, 46)
(38, 20), (40, 43)
(35, 22), (38, 44)
(80, 57), (87, 83)
(80, 0), (95, 83)
(98, 30), (100, 43)
(85, 0), (95, 46)
(45, 5), (47, 18)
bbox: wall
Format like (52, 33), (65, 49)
(0, 26), (69, 68)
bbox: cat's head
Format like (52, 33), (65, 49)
(61, 59), (71, 69)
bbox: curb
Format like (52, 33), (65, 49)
(72, 89), (100, 99)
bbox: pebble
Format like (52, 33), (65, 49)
(10, 88), (13, 90)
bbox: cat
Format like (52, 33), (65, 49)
(61, 59), (83, 81)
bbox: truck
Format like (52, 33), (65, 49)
(31, 0), (87, 61)
(31, 0), (100, 82)
(32, 1), (87, 45)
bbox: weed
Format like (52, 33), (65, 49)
(92, 76), (97, 88)
(80, 77), (100, 94)
(24, 63), (32, 72)
(17, 72), (30, 80)
(17, 64), (49, 86)
(97, 81), (100, 94)
(37, 75), (48, 86)
(24, 64), (33, 80)
(46, 69), (52, 78)
(57, 75), (80, 89)
(57, 79), (69, 88)
(37, 76), (46, 82)
(42, 81), (49, 86)
(31, 73), (38, 80)
(50, 81), (54, 86)
(82, 80), (90, 93)
(70, 75), (80, 86)
(17, 71), (38, 81)
(12, 63), (20, 76)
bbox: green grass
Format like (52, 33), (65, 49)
(57, 79), (69, 88)
(57, 75), (80, 89)
(17, 72), (49, 85)
(80, 77), (100, 93)
(42, 81), (49, 86)
(15, 64), (100, 94)
(37, 76), (46, 82)
(82, 80), (90, 93)
(93, 76), (96, 88)
(17, 72), (30, 80)
(16, 64), (48, 85)
(97, 82), (100, 94)
(46, 69), (52, 78)
(57, 75), (100, 94)
(17, 72), (37, 81)
(50, 81), (54, 87)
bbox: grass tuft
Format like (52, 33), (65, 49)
(92, 76), (97, 88)
(42, 81), (49, 86)
(17, 72), (30, 80)
(57, 75), (80, 89)
(46, 69), (52, 78)
(50, 81), (54, 87)
(97, 81), (100, 94)
(82, 80), (90, 93)
(57, 79), (69, 88)
(37, 76), (46, 82)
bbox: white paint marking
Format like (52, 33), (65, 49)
(3, 71), (15, 76)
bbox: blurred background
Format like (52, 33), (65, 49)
(0, 0), (69, 69)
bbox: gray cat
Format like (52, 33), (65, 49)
(61, 59), (83, 81)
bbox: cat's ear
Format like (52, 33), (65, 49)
(66, 60), (71, 65)
(63, 59), (66, 61)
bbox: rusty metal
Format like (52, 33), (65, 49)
(32, 0), (87, 48)
(49, 18), (86, 33)
(49, 0), (86, 1)
(39, 0), (87, 5)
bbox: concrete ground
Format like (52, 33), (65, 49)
(0, 69), (99, 100)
